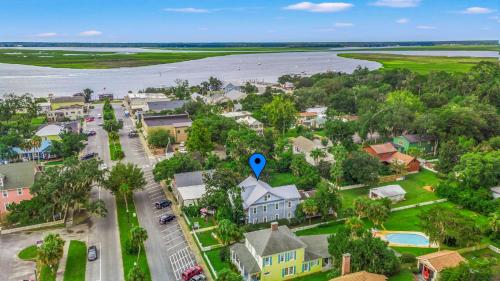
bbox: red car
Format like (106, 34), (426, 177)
(85, 117), (95, 122)
(182, 265), (203, 281)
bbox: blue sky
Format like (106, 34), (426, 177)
(0, 0), (498, 42)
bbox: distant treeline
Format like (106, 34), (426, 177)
(0, 40), (497, 48)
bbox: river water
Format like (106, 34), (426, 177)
(0, 49), (496, 97)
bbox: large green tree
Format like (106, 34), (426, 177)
(147, 129), (173, 148)
(186, 119), (214, 158)
(314, 181), (342, 220)
(152, 153), (202, 181)
(104, 163), (146, 213)
(342, 151), (380, 185)
(262, 95), (297, 134)
(49, 132), (87, 158)
(37, 233), (65, 274)
(216, 219), (242, 246)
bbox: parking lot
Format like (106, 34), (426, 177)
(117, 106), (198, 281)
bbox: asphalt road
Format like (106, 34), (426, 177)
(85, 104), (124, 281)
(114, 104), (196, 281)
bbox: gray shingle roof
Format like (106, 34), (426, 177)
(301, 235), (330, 261)
(402, 134), (435, 143)
(244, 225), (306, 256)
(173, 170), (214, 188)
(0, 162), (36, 190)
(146, 100), (187, 112)
(238, 176), (300, 209)
(142, 114), (192, 127)
(230, 243), (260, 274)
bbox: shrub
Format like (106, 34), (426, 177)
(147, 129), (173, 148)
(219, 246), (230, 262)
(182, 204), (200, 218)
(400, 253), (416, 264)
(125, 239), (138, 254)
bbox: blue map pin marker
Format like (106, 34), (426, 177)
(249, 153), (266, 180)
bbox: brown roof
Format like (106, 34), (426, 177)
(330, 271), (387, 281)
(417, 250), (465, 272)
(391, 151), (417, 165)
(367, 143), (397, 155)
(299, 112), (317, 117)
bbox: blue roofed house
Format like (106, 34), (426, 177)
(12, 140), (53, 161)
(238, 176), (301, 224)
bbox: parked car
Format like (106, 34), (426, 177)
(86, 130), (96, 136)
(155, 199), (171, 209)
(85, 117), (95, 122)
(128, 130), (138, 138)
(81, 152), (97, 160)
(87, 245), (98, 261)
(159, 213), (176, 224)
(182, 266), (203, 281)
(189, 274), (207, 281)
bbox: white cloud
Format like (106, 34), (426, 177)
(36, 32), (58, 38)
(461, 7), (494, 14)
(284, 2), (353, 13)
(372, 0), (420, 8)
(334, 22), (354, 27)
(416, 25), (435, 29)
(396, 18), (409, 24)
(79, 30), (102, 36)
(164, 7), (209, 13)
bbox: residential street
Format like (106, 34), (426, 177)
(114, 104), (197, 281)
(85, 104), (124, 281)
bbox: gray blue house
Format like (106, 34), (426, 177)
(238, 176), (301, 224)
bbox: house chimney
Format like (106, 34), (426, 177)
(341, 253), (351, 276)
(271, 222), (279, 231)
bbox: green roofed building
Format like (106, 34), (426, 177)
(392, 134), (436, 155)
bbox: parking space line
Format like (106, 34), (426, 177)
(149, 194), (165, 200)
(161, 224), (180, 232)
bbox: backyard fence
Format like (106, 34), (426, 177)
(390, 199), (447, 212)
(488, 244), (500, 254)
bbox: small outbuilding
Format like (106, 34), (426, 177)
(417, 250), (465, 281)
(369, 184), (406, 203)
(490, 186), (500, 199)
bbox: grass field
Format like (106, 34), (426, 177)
(116, 195), (152, 280)
(63, 240), (87, 281)
(338, 44), (500, 52)
(340, 170), (440, 208)
(186, 215), (216, 229)
(18, 245), (37, 260)
(0, 47), (320, 69)
(391, 246), (438, 256)
(269, 172), (299, 187)
(338, 53), (497, 73)
(204, 248), (231, 274)
(388, 269), (414, 281)
(39, 265), (56, 281)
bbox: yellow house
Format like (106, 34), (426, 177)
(230, 222), (331, 281)
(141, 114), (192, 144)
(50, 96), (85, 110)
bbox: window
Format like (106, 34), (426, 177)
(302, 263), (310, 272)
(253, 207), (256, 214)
(263, 257), (272, 267)
(263, 205), (267, 213)
(253, 218), (258, 224)
(278, 254), (285, 263)
(2, 190), (7, 197)
(310, 260), (319, 267)
(288, 201), (292, 208)
(275, 214), (279, 220)
(177, 130), (181, 134)
(263, 216), (267, 223)
(282, 266), (295, 277)
(275, 203), (279, 210)
(17, 188), (23, 195)
(264, 272), (270, 276)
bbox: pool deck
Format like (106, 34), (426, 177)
(373, 230), (439, 248)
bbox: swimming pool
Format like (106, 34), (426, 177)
(385, 233), (430, 247)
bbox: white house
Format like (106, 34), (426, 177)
(237, 116), (263, 135)
(172, 170), (214, 206)
(369, 185), (406, 203)
(291, 136), (333, 166)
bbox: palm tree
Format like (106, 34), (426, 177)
(488, 212), (499, 233)
(310, 148), (326, 165)
(37, 233), (65, 274)
(20, 139), (32, 161)
(345, 216), (364, 238)
(302, 199), (318, 225)
(31, 135), (42, 161)
(129, 226), (148, 262)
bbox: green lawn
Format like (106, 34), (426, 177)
(388, 269), (414, 281)
(186, 215), (216, 229)
(296, 202), (489, 237)
(338, 44), (500, 52)
(293, 271), (330, 281)
(338, 53), (497, 73)
(18, 245), (38, 260)
(31, 116), (47, 126)
(63, 240), (87, 281)
(269, 172), (299, 187)
(116, 196), (152, 280)
(391, 246), (438, 256)
(204, 248), (231, 274)
(462, 248), (500, 273)
(340, 170), (440, 209)
(196, 230), (220, 247)
(44, 160), (64, 166)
